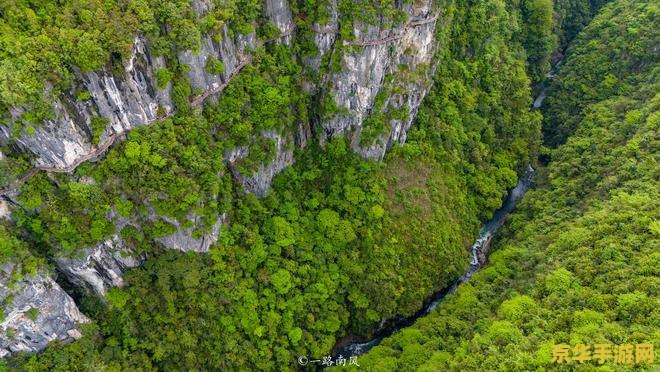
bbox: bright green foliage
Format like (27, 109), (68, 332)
(511, 0), (610, 84)
(0, 0), (263, 126)
(14, 175), (116, 253)
(543, 0), (657, 146)
(0, 3), (136, 79)
(90, 116), (109, 145)
(2, 0), (542, 369)
(0, 1), (140, 121)
(0, 152), (31, 187)
(411, 0), (541, 221)
(0, 224), (42, 279)
(205, 56), (225, 75)
(8, 133), (506, 369)
(26, 307), (39, 321)
(358, 1), (659, 369)
(519, 0), (557, 82)
(205, 45), (307, 148)
(155, 68), (174, 89)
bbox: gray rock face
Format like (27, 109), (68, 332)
(316, 0), (438, 159)
(304, 1), (338, 73)
(190, 0), (214, 14)
(82, 36), (173, 137)
(1, 0), (438, 192)
(178, 26), (256, 94)
(55, 207), (226, 297)
(0, 268), (88, 357)
(0, 36), (172, 170)
(264, 0), (295, 44)
(53, 209), (224, 301)
(0, 199), (10, 220)
(1, 104), (93, 170)
(155, 214), (225, 253)
(55, 236), (143, 297)
(226, 130), (295, 197)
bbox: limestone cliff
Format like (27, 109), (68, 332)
(313, 0), (437, 159)
(0, 36), (172, 170)
(0, 0), (442, 357)
(54, 236), (142, 298)
(1, 0), (438, 194)
(0, 266), (88, 357)
(54, 209), (225, 298)
(154, 214), (225, 253)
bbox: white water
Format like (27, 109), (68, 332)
(335, 166), (536, 357)
(333, 58), (564, 359)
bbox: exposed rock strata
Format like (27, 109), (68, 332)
(55, 236), (142, 297)
(314, 0), (438, 159)
(0, 267), (88, 357)
(155, 214), (225, 253)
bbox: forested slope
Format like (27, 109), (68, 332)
(0, 0), (655, 370)
(3, 0), (543, 368)
(357, 0), (659, 369)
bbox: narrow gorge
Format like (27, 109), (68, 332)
(0, 0), (656, 370)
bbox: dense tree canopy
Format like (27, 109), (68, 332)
(358, 0), (658, 369)
(0, 0), (547, 369)
(543, 0), (657, 146)
(0, 0), (655, 370)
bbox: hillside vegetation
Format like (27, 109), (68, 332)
(1, 0), (655, 370)
(357, 0), (659, 369)
(2, 0), (545, 369)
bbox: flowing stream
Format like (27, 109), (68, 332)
(332, 166), (535, 358)
(533, 60), (562, 109)
(329, 58), (562, 361)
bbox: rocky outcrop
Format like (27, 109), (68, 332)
(178, 26), (256, 95)
(0, 36), (173, 170)
(0, 199), (10, 220)
(55, 209), (225, 296)
(307, 3), (338, 72)
(155, 214), (225, 253)
(0, 267), (88, 357)
(55, 236), (142, 297)
(226, 130), (295, 197)
(264, 0), (295, 45)
(315, 0), (438, 159)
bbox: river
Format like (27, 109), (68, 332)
(330, 60), (561, 359)
(331, 166), (536, 358)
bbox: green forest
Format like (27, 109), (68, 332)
(357, 0), (659, 370)
(0, 0), (657, 370)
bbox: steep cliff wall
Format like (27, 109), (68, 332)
(1, 0), (439, 193)
(226, 130), (295, 196)
(264, 0), (295, 45)
(55, 209), (225, 298)
(312, 0), (438, 159)
(55, 236), (142, 298)
(0, 0), (443, 357)
(0, 36), (172, 170)
(0, 266), (88, 357)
